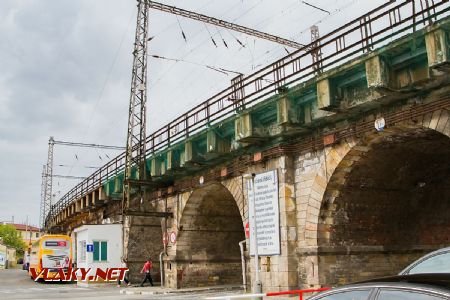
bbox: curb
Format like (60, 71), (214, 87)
(120, 285), (243, 295)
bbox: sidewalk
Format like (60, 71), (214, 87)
(119, 284), (244, 295)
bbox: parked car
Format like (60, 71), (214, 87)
(307, 274), (450, 300)
(400, 247), (450, 275)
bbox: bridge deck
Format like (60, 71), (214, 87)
(47, 0), (450, 228)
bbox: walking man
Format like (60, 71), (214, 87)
(140, 258), (154, 287)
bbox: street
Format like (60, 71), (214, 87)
(0, 269), (254, 300)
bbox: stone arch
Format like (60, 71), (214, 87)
(174, 181), (246, 287)
(300, 108), (450, 286)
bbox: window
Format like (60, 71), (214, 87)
(35, 232), (39, 238)
(93, 241), (107, 262)
(79, 240), (86, 262)
(377, 289), (446, 300)
(317, 289), (371, 300)
(407, 252), (450, 274)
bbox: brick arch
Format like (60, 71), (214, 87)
(300, 109), (450, 286)
(174, 181), (246, 287)
(177, 178), (247, 225)
(221, 177), (247, 224)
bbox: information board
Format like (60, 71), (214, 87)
(247, 170), (280, 256)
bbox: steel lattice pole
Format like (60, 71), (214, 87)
(310, 25), (322, 74)
(39, 164), (47, 229)
(123, 0), (149, 210)
(43, 137), (54, 229)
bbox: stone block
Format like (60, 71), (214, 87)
(299, 179), (314, 190)
(422, 112), (433, 128)
(436, 109), (449, 133)
(429, 109), (442, 130)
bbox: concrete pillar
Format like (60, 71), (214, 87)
(151, 157), (163, 177)
(235, 113), (252, 142)
(86, 193), (92, 207)
(366, 55), (390, 88)
(207, 130), (230, 154)
(166, 150), (175, 171)
(99, 185), (107, 201)
(426, 29), (449, 68)
(92, 190), (98, 206)
(184, 141), (199, 163)
(317, 79), (331, 110)
(114, 176), (122, 193)
(277, 95), (298, 125)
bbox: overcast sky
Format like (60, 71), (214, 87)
(0, 0), (387, 227)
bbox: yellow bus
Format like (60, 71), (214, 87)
(29, 234), (72, 280)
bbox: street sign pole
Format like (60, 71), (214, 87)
(245, 173), (262, 300)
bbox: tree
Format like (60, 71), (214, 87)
(0, 224), (26, 250)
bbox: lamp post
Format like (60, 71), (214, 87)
(244, 173), (262, 300)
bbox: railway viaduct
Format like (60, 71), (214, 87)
(46, 1), (450, 292)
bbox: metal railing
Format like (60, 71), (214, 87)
(46, 0), (450, 226)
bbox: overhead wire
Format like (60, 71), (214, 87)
(302, 1), (331, 15)
(175, 15), (188, 42)
(234, 0), (362, 72)
(149, 54), (242, 75)
(204, 23), (218, 47)
(147, 0), (296, 126)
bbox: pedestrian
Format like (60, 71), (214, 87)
(117, 261), (131, 287)
(140, 258), (154, 287)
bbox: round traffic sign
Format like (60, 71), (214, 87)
(374, 117), (385, 132)
(162, 232), (169, 245)
(170, 231), (177, 244)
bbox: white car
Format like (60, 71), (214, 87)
(400, 247), (450, 275)
(307, 274), (450, 300)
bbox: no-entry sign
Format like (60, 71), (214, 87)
(162, 232), (169, 245)
(245, 222), (250, 239)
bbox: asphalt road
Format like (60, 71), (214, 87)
(0, 269), (248, 300)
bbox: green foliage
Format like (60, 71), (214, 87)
(0, 224), (26, 250)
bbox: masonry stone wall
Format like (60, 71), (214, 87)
(163, 110), (450, 289)
(295, 103), (450, 288)
(124, 196), (163, 283)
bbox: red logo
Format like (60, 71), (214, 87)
(30, 267), (128, 282)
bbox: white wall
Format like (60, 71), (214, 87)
(73, 224), (123, 282)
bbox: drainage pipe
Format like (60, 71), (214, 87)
(239, 240), (247, 290)
(159, 251), (165, 288)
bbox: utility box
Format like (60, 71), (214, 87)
(73, 224), (123, 286)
